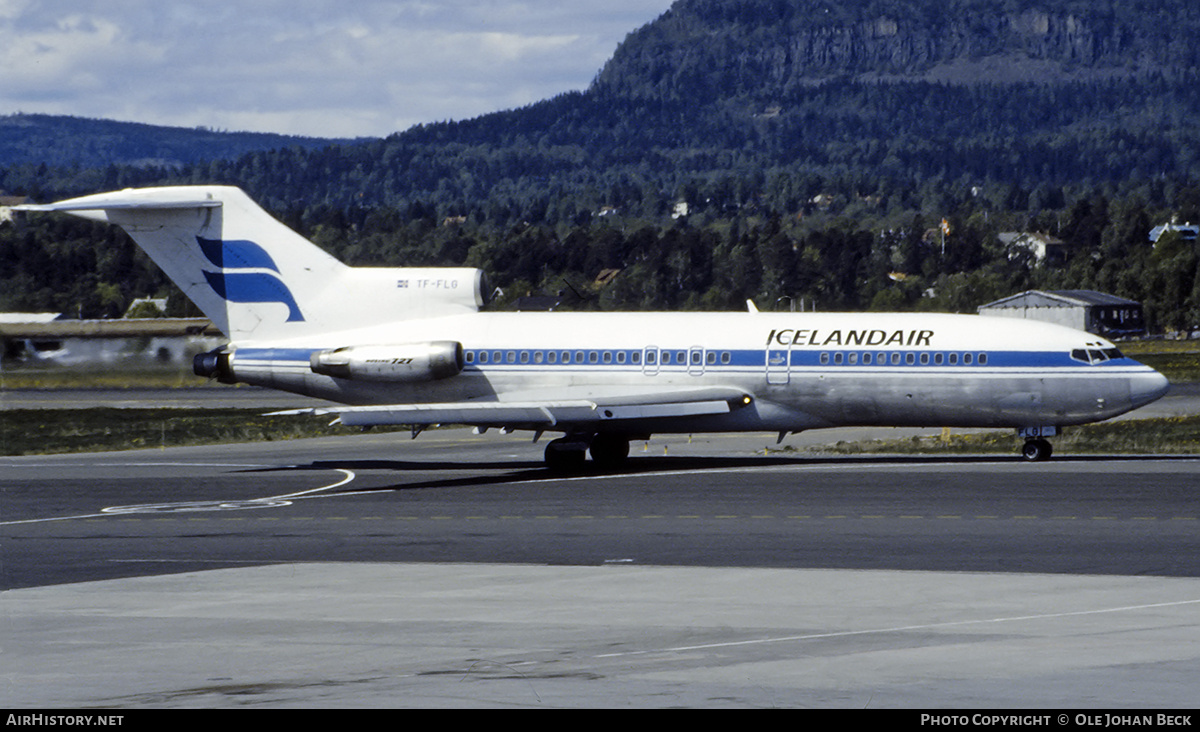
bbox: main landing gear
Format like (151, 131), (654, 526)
(544, 434), (632, 471)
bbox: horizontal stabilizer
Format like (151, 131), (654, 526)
(15, 190), (221, 213)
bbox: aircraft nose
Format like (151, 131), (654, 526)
(1129, 369), (1170, 409)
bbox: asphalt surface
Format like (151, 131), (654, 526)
(2, 386), (1199, 708)
(4, 434), (1200, 588)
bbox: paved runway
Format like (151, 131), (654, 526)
(3, 427), (1200, 708)
(7, 562), (1200, 708)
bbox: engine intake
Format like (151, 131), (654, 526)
(310, 341), (464, 382)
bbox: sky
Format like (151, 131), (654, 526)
(0, 0), (676, 139)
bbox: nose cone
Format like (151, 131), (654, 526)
(1130, 369), (1170, 409)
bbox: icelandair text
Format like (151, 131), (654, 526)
(766, 328), (934, 348)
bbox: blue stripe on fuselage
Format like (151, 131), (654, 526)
(233, 347), (1142, 372)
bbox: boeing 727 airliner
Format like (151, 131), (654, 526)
(17, 186), (1170, 467)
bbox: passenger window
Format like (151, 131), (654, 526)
(978, 353), (988, 365)
(862, 353), (872, 365)
(706, 351), (717, 365)
(848, 352), (858, 365)
(891, 353), (901, 365)
(721, 352), (731, 364)
(905, 353), (915, 365)
(465, 351), (475, 363)
(964, 353), (973, 365)
(834, 352), (844, 365)
(920, 353), (930, 365)
(820, 352), (830, 365)
(632, 352), (641, 364)
(949, 353), (958, 365)
(934, 353), (944, 365)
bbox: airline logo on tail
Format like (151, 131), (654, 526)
(197, 236), (305, 322)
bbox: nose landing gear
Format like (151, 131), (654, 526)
(1021, 438), (1053, 462)
(1018, 427), (1057, 462)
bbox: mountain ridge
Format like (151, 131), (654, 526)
(0, 113), (359, 170)
(7, 0), (1200, 214)
(594, 0), (1200, 99)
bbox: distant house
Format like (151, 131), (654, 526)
(978, 290), (1145, 338)
(998, 232), (1066, 265)
(1149, 221), (1200, 244)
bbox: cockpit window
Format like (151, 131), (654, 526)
(1071, 348), (1124, 364)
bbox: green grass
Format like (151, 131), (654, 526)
(0, 408), (403, 456)
(0, 366), (205, 389)
(1118, 340), (1200, 382)
(798, 416), (1200, 457)
(3, 408), (1197, 458)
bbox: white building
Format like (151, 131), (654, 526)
(978, 290), (1145, 338)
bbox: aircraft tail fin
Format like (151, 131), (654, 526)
(18, 186), (485, 341)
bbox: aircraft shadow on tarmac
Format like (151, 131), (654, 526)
(239, 453), (1199, 495)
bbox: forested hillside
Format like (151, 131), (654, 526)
(0, 114), (351, 170)
(3, 0), (1200, 334)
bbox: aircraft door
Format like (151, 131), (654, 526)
(766, 344), (790, 385)
(642, 347), (660, 375)
(688, 346), (705, 376)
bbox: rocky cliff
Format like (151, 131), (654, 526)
(594, 0), (1200, 100)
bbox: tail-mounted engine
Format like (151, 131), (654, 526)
(310, 341), (464, 382)
(193, 348), (235, 384)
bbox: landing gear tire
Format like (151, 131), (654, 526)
(1021, 438), (1053, 462)
(589, 434), (631, 467)
(545, 438), (587, 472)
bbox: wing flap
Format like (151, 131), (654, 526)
(272, 387), (751, 429)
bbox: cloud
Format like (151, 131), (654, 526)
(0, 0), (674, 137)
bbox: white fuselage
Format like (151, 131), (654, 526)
(227, 310), (1170, 436)
(20, 185), (1170, 454)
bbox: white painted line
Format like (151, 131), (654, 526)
(595, 597), (1200, 658)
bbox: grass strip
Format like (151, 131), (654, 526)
(2, 408), (1197, 458)
(799, 415), (1200, 456)
(0, 408), (402, 456)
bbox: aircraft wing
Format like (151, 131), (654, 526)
(273, 387), (753, 429)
